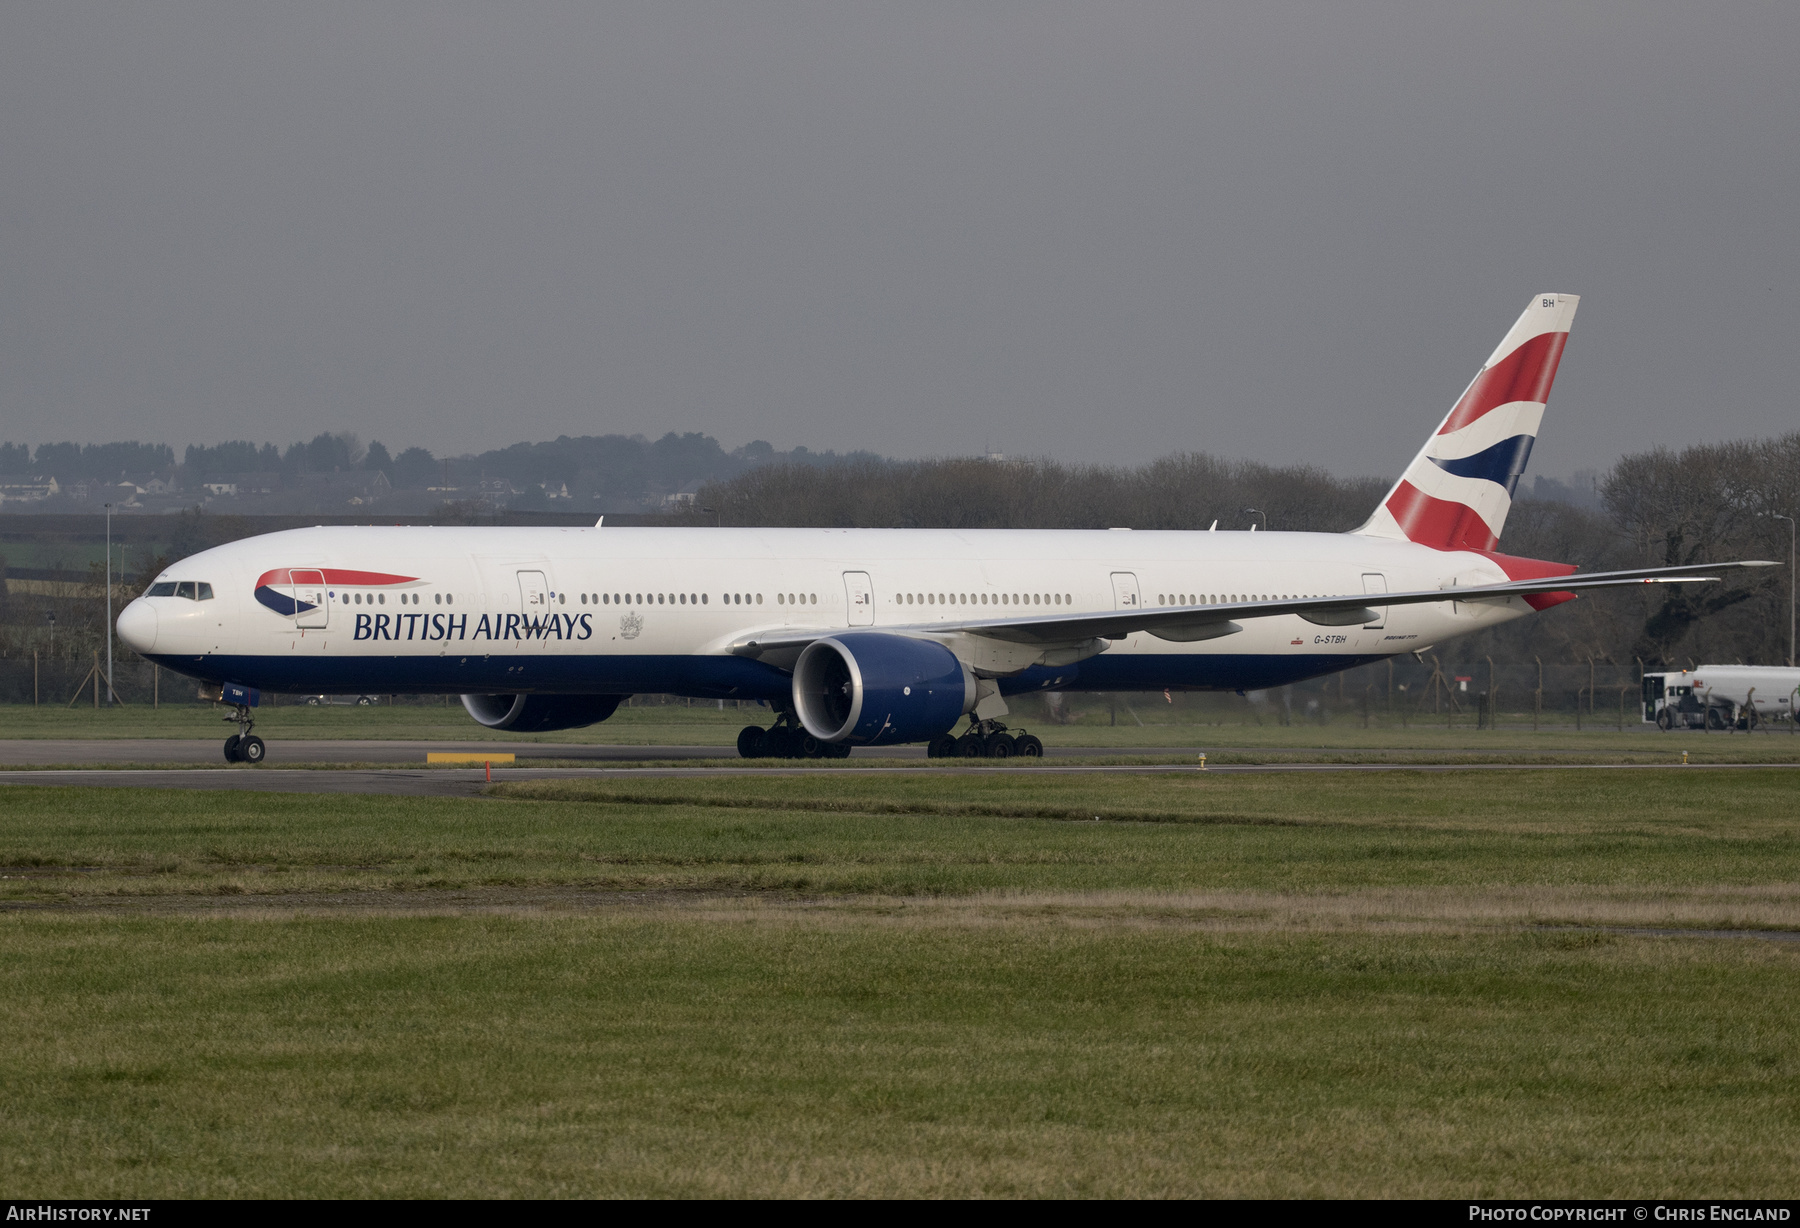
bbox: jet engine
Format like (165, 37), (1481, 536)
(461, 693), (627, 732)
(792, 633), (975, 746)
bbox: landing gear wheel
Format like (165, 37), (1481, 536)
(799, 733), (826, 759)
(1015, 734), (1044, 758)
(223, 735), (242, 763)
(765, 727), (798, 759)
(956, 733), (985, 758)
(737, 726), (768, 759)
(239, 736), (266, 764)
(927, 734), (957, 759)
(984, 734), (1015, 759)
(1656, 709), (1673, 731)
(828, 741), (853, 759)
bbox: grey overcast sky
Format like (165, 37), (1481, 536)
(2, 3), (1796, 479)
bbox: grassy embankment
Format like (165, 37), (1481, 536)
(2, 770), (1798, 1195)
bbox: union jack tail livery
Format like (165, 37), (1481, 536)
(1358, 293), (1579, 551)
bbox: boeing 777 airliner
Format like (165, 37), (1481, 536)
(115, 294), (1772, 762)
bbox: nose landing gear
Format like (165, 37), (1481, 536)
(221, 704), (266, 764)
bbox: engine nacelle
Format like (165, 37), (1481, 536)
(793, 633), (975, 746)
(461, 693), (626, 732)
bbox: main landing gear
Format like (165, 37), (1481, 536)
(737, 712), (853, 760)
(221, 704), (266, 764)
(927, 718), (1044, 760)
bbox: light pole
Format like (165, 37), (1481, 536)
(105, 502), (114, 705)
(1241, 507), (1267, 532)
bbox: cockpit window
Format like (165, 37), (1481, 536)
(152, 581), (213, 600)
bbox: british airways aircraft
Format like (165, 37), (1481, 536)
(115, 294), (1770, 763)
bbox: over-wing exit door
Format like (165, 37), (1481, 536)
(843, 572), (875, 626)
(1110, 572), (1142, 647)
(1111, 572), (1142, 610)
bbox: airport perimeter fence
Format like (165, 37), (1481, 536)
(1219, 655), (1800, 732)
(0, 651), (1791, 732)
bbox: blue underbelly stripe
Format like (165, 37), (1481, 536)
(146, 651), (1389, 699)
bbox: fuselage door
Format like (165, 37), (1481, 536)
(843, 571), (875, 626)
(517, 570), (550, 629)
(1110, 572), (1142, 610)
(290, 569), (328, 629)
(1361, 573), (1387, 629)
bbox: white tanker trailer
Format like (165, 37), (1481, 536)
(1642, 666), (1800, 730)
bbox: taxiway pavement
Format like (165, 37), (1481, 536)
(1, 761), (1793, 798)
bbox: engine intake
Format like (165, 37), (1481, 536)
(793, 633), (974, 746)
(461, 693), (627, 732)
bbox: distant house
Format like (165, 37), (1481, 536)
(664, 481), (704, 507)
(201, 472), (280, 498)
(0, 474), (59, 504)
(297, 470), (393, 507)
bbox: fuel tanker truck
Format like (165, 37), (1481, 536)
(1642, 666), (1800, 730)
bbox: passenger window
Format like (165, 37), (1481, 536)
(147, 582), (177, 597)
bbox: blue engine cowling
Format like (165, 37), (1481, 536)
(461, 693), (627, 732)
(793, 633), (975, 746)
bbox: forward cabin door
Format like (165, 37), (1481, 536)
(843, 572), (875, 626)
(517, 571), (551, 635)
(1361, 573), (1387, 629)
(289, 569), (328, 629)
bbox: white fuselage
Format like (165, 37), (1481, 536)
(117, 524), (1540, 702)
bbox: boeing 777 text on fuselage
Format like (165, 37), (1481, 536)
(115, 294), (1774, 762)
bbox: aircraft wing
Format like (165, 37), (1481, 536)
(729, 559), (1776, 659)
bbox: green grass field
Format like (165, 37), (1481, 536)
(2, 769), (1798, 1196)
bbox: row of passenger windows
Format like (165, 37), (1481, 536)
(334, 591), (426, 605)
(900, 592), (1073, 607)
(1156, 593), (1319, 605)
(575, 592), (766, 606)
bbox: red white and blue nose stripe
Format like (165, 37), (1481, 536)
(254, 568), (421, 616)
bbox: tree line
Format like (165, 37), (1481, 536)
(1, 431), (879, 505)
(682, 435), (1800, 669)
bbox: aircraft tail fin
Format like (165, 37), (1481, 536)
(1356, 293), (1579, 550)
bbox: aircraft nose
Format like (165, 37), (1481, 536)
(116, 599), (158, 654)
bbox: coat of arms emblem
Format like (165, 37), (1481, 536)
(619, 611), (643, 640)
